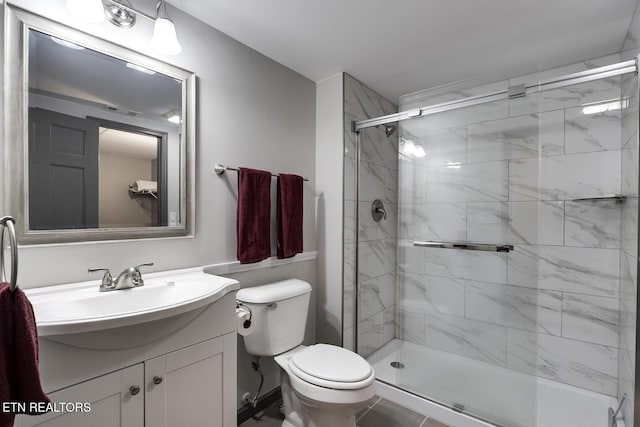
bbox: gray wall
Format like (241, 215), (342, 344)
(1, 0), (317, 411)
(98, 151), (154, 227)
(315, 74), (344, 346)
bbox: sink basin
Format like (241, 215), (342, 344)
(25, 267), (239, 336)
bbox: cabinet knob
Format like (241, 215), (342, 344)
(153, 375), (163, 385)
(129, 385), (141, 396)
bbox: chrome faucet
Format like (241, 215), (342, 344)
(89, 263), (154, 292)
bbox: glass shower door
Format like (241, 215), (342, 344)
(397, 97), (540, 427)
(356, 83), (542, 427)
(356, 60), (638, 427)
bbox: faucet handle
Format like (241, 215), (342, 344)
(132, 262), (154, 286)
(134, 262), (154, 271)
(88, 268), (114, 290)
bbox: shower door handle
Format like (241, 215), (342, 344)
(413, 241), (514, 253)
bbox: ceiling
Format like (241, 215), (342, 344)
(99, 127), (158, 160)
(29, 29), (181, 120)
(168, 0), (639, 102)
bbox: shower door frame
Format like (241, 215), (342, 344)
(351, 56), (640, 427)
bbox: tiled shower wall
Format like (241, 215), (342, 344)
(342, 74), (398, 356)
(397, 54), (633, 396)
(618, 70), (638, 423)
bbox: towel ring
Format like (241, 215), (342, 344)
(0, 216), (18, 291)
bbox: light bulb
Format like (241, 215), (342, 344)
(149, 17), (182, 55)
(66, 0), (105, 23)
(402, 140), (416, 156)
(413, 145), (426, 158)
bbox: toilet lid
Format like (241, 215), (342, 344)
(289, 344), (374, 390)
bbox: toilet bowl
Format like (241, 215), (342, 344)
(236, 280), (376, 427)
(275, 344), (376, 427)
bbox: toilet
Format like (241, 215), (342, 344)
(236, 279), (376, 427)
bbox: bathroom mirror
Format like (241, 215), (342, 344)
(4, 6), (195, 244)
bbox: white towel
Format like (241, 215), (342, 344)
(131, 180), (157, 192)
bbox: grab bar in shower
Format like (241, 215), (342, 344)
(413, 241), (514, 253)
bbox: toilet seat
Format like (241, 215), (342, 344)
(288, 344), (375, 390)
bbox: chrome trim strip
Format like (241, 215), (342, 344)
(355, 59), (638, 130)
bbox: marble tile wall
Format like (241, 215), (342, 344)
(397, 55), (635, 397)
(618, 71), (638, 424)
(342, 74), (398, 356)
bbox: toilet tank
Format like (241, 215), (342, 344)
(236, 279), (312, 356)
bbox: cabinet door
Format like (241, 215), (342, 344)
(17, 364), (144, 427)
(145, 334), (236, 427)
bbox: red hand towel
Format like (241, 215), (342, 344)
(237, 168), (272, 264)
(0, 283), (50, 427)
(277, 174), (304, 259)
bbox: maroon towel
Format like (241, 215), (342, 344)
(0, 283), (50, 426)
(277, 174), (304, 259)
(237, 168), (272, 264)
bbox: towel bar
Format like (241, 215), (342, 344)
(214, 163), (310, 182)
(0, 216), (18, 291)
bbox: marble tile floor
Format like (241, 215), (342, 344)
(357, 397), (451, 427)
(238, 396), (450, 427)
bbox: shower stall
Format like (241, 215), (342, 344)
(346, 54), (639, 427)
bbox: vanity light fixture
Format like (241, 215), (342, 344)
(149, 1), (182, 55)
(104, 0), (137, 28)
(65, 0), (182, 56)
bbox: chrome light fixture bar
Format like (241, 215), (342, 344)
(66, 0), (182, 55)
(104, 0), (137, 28)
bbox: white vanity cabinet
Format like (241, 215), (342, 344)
(15, 273), (239, 427)
(19, 364), (145, 427)
(144, 334), (235, 427)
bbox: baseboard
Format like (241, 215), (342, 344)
(237, 386), (282, 425)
